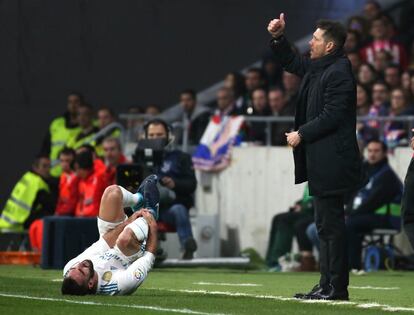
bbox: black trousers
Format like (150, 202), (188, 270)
(314, 195), (348, 291)
(402, 158), (414, 249)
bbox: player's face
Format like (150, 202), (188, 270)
(67, 260), (95, 286)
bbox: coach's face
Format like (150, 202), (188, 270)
(309, 28), (333, 60)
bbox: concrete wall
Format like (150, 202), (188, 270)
(195, 147), (414, 257)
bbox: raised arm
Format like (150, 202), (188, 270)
(267, 13), (310, 77)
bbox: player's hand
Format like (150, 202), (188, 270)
(267, 13), (286, 38)
(142, 210), (158, 233)
(285, 131), (301, 148)
(161, 176), (175, 189)
(128, 210), (144, 222)
(142, 210), (158, 253)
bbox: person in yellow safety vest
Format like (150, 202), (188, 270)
(93, 106), (122, 157)
(40, 92), (82, 178)
(0, 156), (55, 232)
(66, 103), (99, 151)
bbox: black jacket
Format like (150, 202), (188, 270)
(346, 159), (402, 216)
(158, 150), (197, 209)
(270, 37), (364, 196)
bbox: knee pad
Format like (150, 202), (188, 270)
(126, 217), (148, 242)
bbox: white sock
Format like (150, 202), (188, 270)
(118, 186), (142, 207)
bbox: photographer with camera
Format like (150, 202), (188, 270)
(135, 119), (198, 259)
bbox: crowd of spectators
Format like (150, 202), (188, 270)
(1, 0), (414, 267)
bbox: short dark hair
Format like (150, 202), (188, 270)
(247, 67), (265, 78)
(316, 19), (347, 49)
(32, 155), (49, 169)
(75, 150), (94, 170)
(268, 87), (285, 95)
(180, 89), (196, 100)
(61, 277), (90, 295)
(58, 147), (76, 158)
(368, 139), (387, 152)
(385, 63), (401, 74)
(78, 144), (96, 155)
(98, 106), (116, 118)
(373, 80), (390, 90)
(68, 91), (85, 104)
(144, 118), (171, 138)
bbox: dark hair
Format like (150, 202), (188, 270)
(78, 144), (96, 155)
(252, 87), (267, 95)
(368, 139), (387, 152)
(144, 118), (171, 139)
(78, 103), (94, 116)
(316, 19), (347, 49)
(75, 150), (94, 170)
(365, 0), (381, 9)
(32, 155), (49, 169)
(102, 137), (122, 151)
(61, 277), (90, 296)
(226, 71), (246, 97)
(373, 80), (390, 90)
(98, 106), (116, 118)
(68, 91), (85, 104)
(247, 67), (265, 78)
(268, 87), (285, 95)
(58, 147), (76, 158)
(180, 89), (197, 100)
(385, 63), (401, 74)
(357, 83), (372, 105)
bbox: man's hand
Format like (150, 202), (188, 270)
(142, 210), (158, 254)
(161, 176), (175, 189)
(286, 131), (301, 148)
(267, 13), (286, 38)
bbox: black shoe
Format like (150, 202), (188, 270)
(312, 286), (349, 301)
(294, 284), (330, 299)
(182, 237), (197, 260)
(135, 174), (160, 219)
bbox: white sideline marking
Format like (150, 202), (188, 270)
(194, 282), (262, 287)
(158, 288), (414, 313)
(349, 286), (400, 290)
(51, 279), (61, 282)
(0, 292), (228, 315)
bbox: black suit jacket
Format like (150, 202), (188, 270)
(270, 36), (365, 196)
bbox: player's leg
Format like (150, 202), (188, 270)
(99, 185), (142, 223)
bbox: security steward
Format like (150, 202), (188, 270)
(41, 92), (82, 177)
(0, 156), (54, 232)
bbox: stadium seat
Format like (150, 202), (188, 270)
(363, 228), (400, 272)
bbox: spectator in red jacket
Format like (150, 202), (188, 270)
(74, 150), (107, 217)
(102, 137), (128, 185)
(55, 148), (78, 216)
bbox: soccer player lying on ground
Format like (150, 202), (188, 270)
(61, 175), (160, 296)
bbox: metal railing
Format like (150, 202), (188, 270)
(119, 113), (414, 151)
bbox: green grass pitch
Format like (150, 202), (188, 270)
(1, 265), (414, 315)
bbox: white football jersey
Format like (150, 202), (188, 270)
(63, 238), (155, 295)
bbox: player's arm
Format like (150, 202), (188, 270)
(110, 212), (158, 295)
(102, 210), (146, 247)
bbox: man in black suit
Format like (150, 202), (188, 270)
(268, 14), (364, 300)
